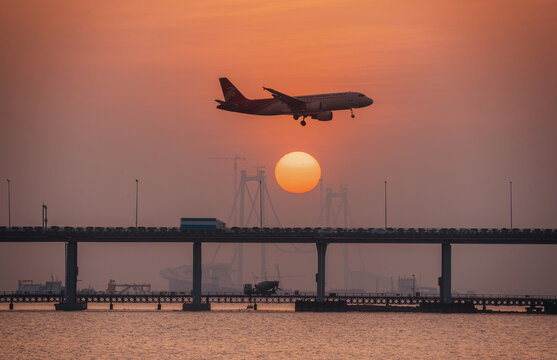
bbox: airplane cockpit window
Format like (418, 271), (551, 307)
(358, 94), (365, 97)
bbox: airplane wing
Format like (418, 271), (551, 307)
(263, 87), (306, 112)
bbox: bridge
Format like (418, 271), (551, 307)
(2, 292), (556, 313)
(1, 226), (556, 311)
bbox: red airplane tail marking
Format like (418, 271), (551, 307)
(219, 78), (248, 103)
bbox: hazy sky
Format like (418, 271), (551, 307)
(1, 1), (556, 294)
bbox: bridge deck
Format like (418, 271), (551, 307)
(1, 227), (556, 244)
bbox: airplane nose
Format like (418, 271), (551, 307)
(367, 97), (373, 106)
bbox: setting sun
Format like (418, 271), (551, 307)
(275, 152), (321, 193)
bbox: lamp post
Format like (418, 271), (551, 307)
(135, 179), (139, 228)
(6, 179), (10, 229)
(509, 181), (513, 230)
(42, 204), (48, 230)
(384, 180), (387, 229)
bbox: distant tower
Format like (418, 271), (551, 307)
(210, 156), (246, 226)
(227, 168), (281, 283)
(316, 185), (353, 289)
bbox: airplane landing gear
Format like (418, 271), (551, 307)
(300, 120), (306, 126)
(293, 114), (299, 120)
(350, 108), (355, 118)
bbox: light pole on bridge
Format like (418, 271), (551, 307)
(384, 180), (387, 229)
(135, 179), (139, 228)
(6, 179), (10, 229)
(509, 181), (513, 230)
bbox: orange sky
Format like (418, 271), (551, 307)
(1, 1), (556, 293)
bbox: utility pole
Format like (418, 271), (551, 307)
(42, 204), (48, 230)
(384, 180), (387, 229)
(6, 179), (10, 229)
(509, 181), (513, 230)
(135, 179), (139, 228)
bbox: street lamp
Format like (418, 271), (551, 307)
(509, 181), (513, 230)
(6, 179), (10, 229)
(384, 180), (387, 229)
(135, 179), (139, 228)
(42, 204), (48, 230)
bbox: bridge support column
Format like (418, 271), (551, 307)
(316, 240), (328, 302)
(193, 241), (201, 305)
(440, 242), (452, 304)
(56, 240), (86, 311)
(183, 241), (210, 311)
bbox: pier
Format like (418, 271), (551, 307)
(2, 292), (556, 313)
(1, 226), (556, 312)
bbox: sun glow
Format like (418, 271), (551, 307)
(274, 152), (321, 194)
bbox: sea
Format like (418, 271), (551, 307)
(1, 304), (556, 359)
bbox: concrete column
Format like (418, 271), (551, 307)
(183, 241), (210, 311)
(66, 240), (78, 303)
(55, 240), (86, 310)
(441, 242), (452, 304)
(192, 241), (202, 305)
(316, 241), (328, 302)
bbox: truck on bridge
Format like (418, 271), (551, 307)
(243, 281), (280, 296)
(180, 218), (225, 230)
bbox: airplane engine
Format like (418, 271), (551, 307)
(311, 111), (333, 121)
(305, 102), (323, 112)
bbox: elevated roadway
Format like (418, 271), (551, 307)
(1, 226), (556, 244)
(1, 227), (556, 311)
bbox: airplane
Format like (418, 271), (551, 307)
(215, 77), (373, 126)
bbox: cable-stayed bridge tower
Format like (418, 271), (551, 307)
(227, 168), (281, 284)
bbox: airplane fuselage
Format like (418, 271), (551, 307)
(224, 92), (371, 116)
(215, 78), (373, 126)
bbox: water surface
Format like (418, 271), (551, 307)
(1, 309), (555, 359)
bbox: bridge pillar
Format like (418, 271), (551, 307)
(193, 241), (201, 305)
(316, 240), (328, 302)
(440, 242), (452, 304)
(183, 241), (210, 311)
(55, 240), (86, 311)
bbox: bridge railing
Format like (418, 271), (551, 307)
(452, 293), (557, 300)
(1, 226), (556, 239)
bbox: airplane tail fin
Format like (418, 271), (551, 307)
(219, 78), (248, 103)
